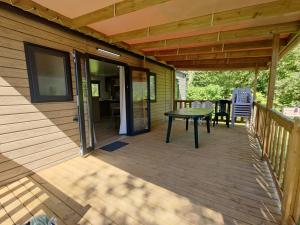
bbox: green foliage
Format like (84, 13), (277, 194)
(186, 45), (300, 110)
(187, 85), (223, 100)
(188, 70), (254, 99)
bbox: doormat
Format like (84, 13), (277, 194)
(99, 141), (128, 152)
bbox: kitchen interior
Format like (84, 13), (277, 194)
(89, 58), (122, 145)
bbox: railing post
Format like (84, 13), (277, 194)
(282, 118), (300, 225)
(263, 34), (280, 159)
(255, 103), (259, 134)
(173, 100), (177, 110)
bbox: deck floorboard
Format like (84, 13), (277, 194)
(0, 121), (281, 225)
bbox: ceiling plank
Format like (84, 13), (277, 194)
(176, 65), (268, 71)
(145, 39), (277, 56)
(110, 0), (300, 42)
(157, 49), (272, 61)
(167, 57), (271, 65)
(71, 0), (171, 28)
(173, 63), (268, 71)
(0, 0), (108, 40)
(131, 22), (300, 50)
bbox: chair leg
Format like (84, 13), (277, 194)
(206, 116), (210, 133)
(226, 115), (229, 128)
(186, 118), (189, 131)
(213, 116), (216, 127)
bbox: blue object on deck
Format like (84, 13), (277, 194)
(100, 141), (128, 152)
(24, 215), (56, 225)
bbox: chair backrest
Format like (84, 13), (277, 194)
(232, 88), (252, 104)
(191, 101), (202, 108)
(215, 100), (231, 114)
(202, 101), (214, 109)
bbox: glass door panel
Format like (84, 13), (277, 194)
(128, 68), (150, 134)
(74, 50), (94, 155)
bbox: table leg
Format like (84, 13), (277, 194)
(206, 116), (211, 133)
(166, 116), (173, 143)
(186, 118), (189, 131)
(193, 118), (199, 148)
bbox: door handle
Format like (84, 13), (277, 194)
(73, 115), (79, 122)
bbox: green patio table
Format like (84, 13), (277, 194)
(164, 108), (214, 148)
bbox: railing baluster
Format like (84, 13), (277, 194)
(278, 129), (288, 185)
(274, 126), (283, 176)
(271, 123), (279, 167)
(268, 120), (276, 158)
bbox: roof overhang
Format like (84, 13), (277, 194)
(1, 0), (300, 70)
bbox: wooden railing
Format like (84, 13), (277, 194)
(174, 99), (210, 110)
(173, 99), (245, 123)
(253, 102), (300, 225)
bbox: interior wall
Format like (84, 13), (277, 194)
(0, 5), (174, 185)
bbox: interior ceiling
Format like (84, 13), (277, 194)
(16, 0), (300, 70)
(89, 59), (120, 77)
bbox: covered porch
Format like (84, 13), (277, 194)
(0, 122), (281, 225)
(0, 0), (300, 224)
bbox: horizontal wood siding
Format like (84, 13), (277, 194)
(148, 62), (174, 127)
(0, 7), (173, 185)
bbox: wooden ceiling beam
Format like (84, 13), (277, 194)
(157, 49), (272, 61)
(145, 39), (279, 56)
(131, 22), (300, 50)
(168, 58), (270, 66)
(71, 0), (171, 28)
(174, 63), (268, 71)
(0, 0), (108, 40)
(280, 29), (300, 58)
(110, 0), (300, 42)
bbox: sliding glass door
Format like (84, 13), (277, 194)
(74, 50), (94, 155)
(127, 67), (151, 134)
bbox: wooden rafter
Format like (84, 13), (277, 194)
(110, 0), (300, 42)
(144, 40), (276, 56)
(71, 0), (171, 28)
(0, 0), (173, 69)
(132, 22), (300, 50)
(168, 58), (270, 66)
(174, 63), (268, 71)
(156, 49), (272, 61)
(168, 58), (270, 67)
(279, 29), (300, 58)
(0, 0), (107, 40)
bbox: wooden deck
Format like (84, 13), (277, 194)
(0, 121), (281, 225)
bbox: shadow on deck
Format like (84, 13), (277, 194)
(0, 121), (281, 225)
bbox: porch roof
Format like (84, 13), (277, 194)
(2, 0), (300, 70)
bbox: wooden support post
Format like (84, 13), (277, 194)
(267, 34), (280, 109)
(262, 34), (280, 158)
(282, 119), (300, 225)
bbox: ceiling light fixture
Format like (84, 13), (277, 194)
(96, 48), (120, 57)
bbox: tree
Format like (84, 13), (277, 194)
(186, 44), (300, 111)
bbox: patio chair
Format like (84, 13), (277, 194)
(213, 100), (231, 128)
(231, 88), (253, 126)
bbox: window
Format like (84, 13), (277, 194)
(149, 73), (157, 102)
(24, 43), (73, 102)
(91, 81), (100, 97)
